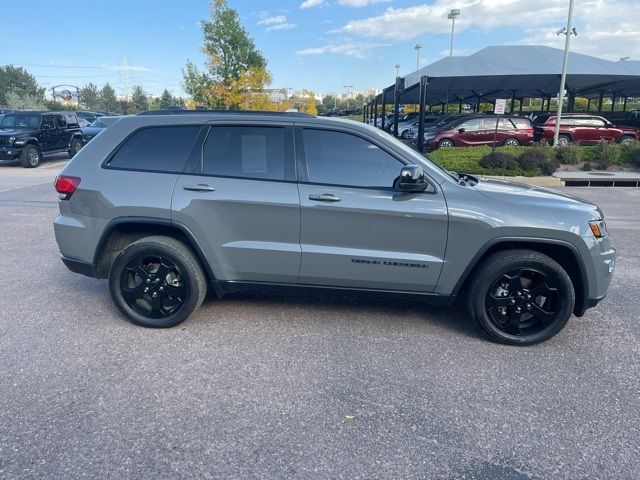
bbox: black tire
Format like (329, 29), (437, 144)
(20, 144), (41, 168)
(556, 135), (571, 147)
(108, 236), (207, 328)
(467, 249), (575, 346)
(503, 138), (520, 147)
(438, 139), (455, 149)
(618, 135), (635, 146)
(68, 138), (83, 158)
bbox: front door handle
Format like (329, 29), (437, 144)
(309, 193), (341, 202)
(183, 184), (215, 192)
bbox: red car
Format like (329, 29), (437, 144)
(424, 115), (534, 151)
(533, 114), (639, 146)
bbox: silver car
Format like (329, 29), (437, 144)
(54, 111), (615, 345)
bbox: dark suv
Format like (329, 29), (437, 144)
(422, 115), (534, 150)
(0, 111), (84, 167)
(533, 114), (639, 146)
(54, 111), (615, 345)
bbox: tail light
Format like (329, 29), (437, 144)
(54, 175), (81, 199)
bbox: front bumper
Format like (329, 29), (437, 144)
(577, 235), (616, 316)
(0, 146), (21, 159)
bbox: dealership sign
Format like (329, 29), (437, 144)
(494, 98), (507, 115)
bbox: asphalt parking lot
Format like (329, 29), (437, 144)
(1, 160), (639, 480)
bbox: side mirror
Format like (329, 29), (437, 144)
(458, 128), (466, 133)
(398, 165), (429, 192)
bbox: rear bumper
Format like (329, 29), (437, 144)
(61, 255), (97, 278)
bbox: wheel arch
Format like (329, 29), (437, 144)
(452, 238), (589, 317)
(93, 217), (219, 292)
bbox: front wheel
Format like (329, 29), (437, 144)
(503, 138), (520, 147)
(467, 249), (575, 345)
(437, 139), (455, 149)
(108, 236), (207, 328)
(20, 144), (41, 168)
(68, 138), (83, 158)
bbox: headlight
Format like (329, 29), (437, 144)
(589, 220), (607, 238)
(8, 136), (15, 144)
(423, 133), (435, 140)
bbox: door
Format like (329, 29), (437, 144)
(172, 124), (301, 284)
(297, 127), (448, 293)
(454, 118), (483, 146)
(55, 114), (71, 149)
(38, 115), (58, 151)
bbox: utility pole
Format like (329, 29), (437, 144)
(122, 57), (130, 101)
(414, 44), (423, 70)
(395, 64), (401, 78)
(553, 0), (576, 148)
(343, 84), (354, 108)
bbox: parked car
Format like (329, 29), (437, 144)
(406, 116), (441, 139)
(0, 111), (84, 167)
(423, 115), (534, 150)
(81, 116), (121, 142)
(532, 114), (639, 146)
(54, 111), (615, 345)
(75, 111), (101, 124)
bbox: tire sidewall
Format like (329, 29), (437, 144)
(557, 135), (571, 147)
(108, 241), (198, 328)
(471, 257), (575, 345)
(504, 138), (520, 147)
(22, 145), (41, 167)
(438, 139), (454, 148)
(69, 138), (83, 157)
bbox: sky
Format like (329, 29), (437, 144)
(3, 0), (639, 99)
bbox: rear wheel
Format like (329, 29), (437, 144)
(619, 135), (635, 146)
(556, 135), (571, 147)
(503, 138), (520, 147)
(467, 249), (575, 345)
(437, 139), (455, 149)
(68, 138), (83, 158)
(20, 144), (41, 168)
(108, 236), (207, 328)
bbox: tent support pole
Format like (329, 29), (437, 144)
(541, 98), (545, 112)
(417, 76), (428, 154)
(476, 95), (481, 113)
(598, 91), (604, 112)
(393, 77), (402, 137)
(381, 88), (387, 130)
(510, 91), (516, 113)
(519, 99), (524, 114)
(623, 97), (628, 112)
(363, 104), (367, 123)
(611, 93), (616, 112)
(373, 97), (378, 127)
(587, 98), (591, 111)
(547, 97), (552, 113)
(458, 101), (463, 113)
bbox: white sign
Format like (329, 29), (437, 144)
(494, 98), (507, 115)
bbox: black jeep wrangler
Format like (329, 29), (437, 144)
(0, 111), (84, 167)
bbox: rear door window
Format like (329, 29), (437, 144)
(106, 126), (200, 173)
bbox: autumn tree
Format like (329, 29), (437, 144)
(183, 0), (270, 109)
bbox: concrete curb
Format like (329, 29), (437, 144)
(483, 175), (564, 187)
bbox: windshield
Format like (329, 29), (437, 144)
(90, 119), (107, 128)
(1, 114), (40, 129)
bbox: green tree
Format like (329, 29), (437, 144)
(99, 83), (118, 112)
(0, 65), (45, 106)
(159, 89), (174, 109)
(130, 85), (149, 113)
(182, 0), (270, 109)
(79, 83), (100, 110)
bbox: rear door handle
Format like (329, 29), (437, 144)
(183, 184), (215, 192)
(309, 193), (341, 202)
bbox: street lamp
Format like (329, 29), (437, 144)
(447, 9), (461, 57)
(395, 64), (401, 78)
(414, 44), (423, 70)
(343, 84), (354, 108)
(553, 0), (577, 148)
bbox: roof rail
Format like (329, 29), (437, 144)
(136, 109), (313, 118)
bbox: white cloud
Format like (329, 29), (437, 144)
(333, 0), (640, 60)
(337, 0), (390, 7)
(257, 15), (297, 32)
(301, 0), (324, 8)
(296, 42), (382, 59)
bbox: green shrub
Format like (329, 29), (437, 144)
(518, 145), (553, 171)
(622, 140), (640, 167)
(540, 158), (560, 175)
(479, 151), (518, 170)
(556, 144), (582, 164)
(592, 140), (621, 169)
(582, 162), (593, 171)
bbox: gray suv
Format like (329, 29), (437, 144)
(53, 111), (615, 345)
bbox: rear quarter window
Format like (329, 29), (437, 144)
(510, 118), (532, 129)
(106, 126), (200, 173)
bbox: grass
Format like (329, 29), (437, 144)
(426, 144), (639, 176)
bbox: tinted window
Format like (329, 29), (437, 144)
(42, 116), (56, 129)
(510, 118), (532, 129)
(303, 129), (402, 188)
(203, 126), (286, 180)
(108, 126), (200, 173)
(56, 115), (67, 128)
(460, 119), (482, 131)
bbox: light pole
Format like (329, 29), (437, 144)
(414, 44), (423, 70)
(395, 64), (401, 78)
(553, 0), (576, 148)
(343, 84), (354, 108)
(448, 9), (461, 57)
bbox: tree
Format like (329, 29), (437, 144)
(0, 65), (45, 107)
(130, 85), (149, 113)
(99, 83), (118, 112)
(79, 83), (100, 110)
(4, 91), (46, 110)
(182, 0), (270, 109)
(159, 89), (174, 109)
